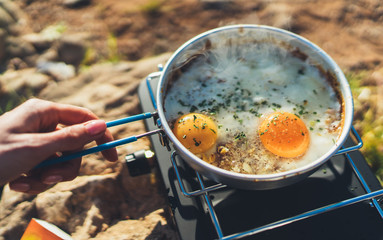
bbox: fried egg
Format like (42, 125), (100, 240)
(173, 113), (218, 154)
(258, 112), (310, 158)
(165, 42), (343, 175)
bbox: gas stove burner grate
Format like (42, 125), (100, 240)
(138, 71), (383, 240)
(171, 151), (383, 240)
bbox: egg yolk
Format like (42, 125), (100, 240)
(259, 112), (310, 158)
(173, 113), (218, 154)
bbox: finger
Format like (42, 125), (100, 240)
(38, 120), (108, 157)
(46, 103), (118, 161)
(4, 99), (99, 133)
(96, 129), (119, 162)
(9, 175), (51, 194)
(40, 158), (82, 184)
(9, 158), (82, 194)
(30, 99), (99, 126)
(13, 120), (107, 169)
(45, 120), (118, 162)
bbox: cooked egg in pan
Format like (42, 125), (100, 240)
(164, 42), (343, 175)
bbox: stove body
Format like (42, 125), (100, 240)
(135, 72), (383, 240)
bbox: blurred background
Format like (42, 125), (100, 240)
(0, 0), (382, 239)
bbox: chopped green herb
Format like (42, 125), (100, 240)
(260, 129), (268, 136)
(193, 138), (201, 146)
(178, 99), (189, 107)
(190, 105), (198, 112)
(272, 103), (281, 108)
(198, 100), (207, 107)
(234, 132), (246, 140)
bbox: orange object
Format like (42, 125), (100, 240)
(259, 112), (310, 158)
(21, 218), (72, 240)
(173, 113), (218, 154)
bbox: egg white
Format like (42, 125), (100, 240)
(164, 42), (342, 174)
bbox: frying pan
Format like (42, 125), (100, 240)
(37, 25), (362, 190)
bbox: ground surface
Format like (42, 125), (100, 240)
(4, 0), (383, 239)
(17, 0), (383, 70)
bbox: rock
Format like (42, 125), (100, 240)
(0, 186), (36, 240)
(38, 53), (171, 118)
(370, 68), (383, 86)
(0, 28), (6, 65)
(35, 173), (126, 240)
(36, 48), (58, 63)
(35, 191), (73, 226)
(6, 57), (29, 70)
(56, 34), (87, 67)
(357, 87), (371, 102)
(91, 209), (178, 240)
(0, 68), (51, 96)
(37, 61), (76, 81)
(22, 33), (54, 51)
(63, 0), (91, 8)
(0, 0), (23, 23)
(6, 36), (36, 59)
(0, 6), (15, 29)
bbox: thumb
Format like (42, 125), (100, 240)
(43, 120), (107, 153)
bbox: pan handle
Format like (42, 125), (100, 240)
(34, 112), (160, 169)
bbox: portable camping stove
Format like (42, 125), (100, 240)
(127, 70), (383, 240)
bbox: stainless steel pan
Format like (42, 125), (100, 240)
(39, 25), (362, 190)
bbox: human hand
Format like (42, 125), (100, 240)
(0, 99), (118, 194)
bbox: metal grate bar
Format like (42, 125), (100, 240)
(171, 152), (227, 197)
(345, 152), (383, 218)
(219, 188), (383, 240)
(334, 126), (363, 156)
(196, 171), (225, 239)
(170, 152), (383, 240)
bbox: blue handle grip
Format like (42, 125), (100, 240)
(34, 112), (157, 169)
(106, 112), (153, 128)
(35, 136), (138, 168)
